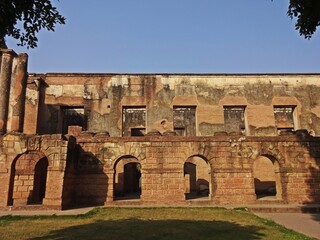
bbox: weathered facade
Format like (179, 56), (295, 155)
(1, 48), (320, 210)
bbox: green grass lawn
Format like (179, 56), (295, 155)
(0, 207), (311, 240)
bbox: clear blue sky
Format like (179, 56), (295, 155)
(6, 0), (320, 73)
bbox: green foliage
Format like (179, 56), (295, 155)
(288, 0), (320, 39)
(0, 0), (65, 48)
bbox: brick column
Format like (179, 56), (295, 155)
(10, 53), (28, 132)
(0, 50), (14, 134)
(41, 135), (69, 209)
(0, 154), (10, 209)
(42, 167), (65, 209)
(105, 170), (114, 204)
(0, 51), (2, 70)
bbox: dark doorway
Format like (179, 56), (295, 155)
(124, 163), (141, 195)
(32, 158), (48, 204)
(114, 158), (141, 200)
(184, 162), (197, 193)
(7, 159), (17, 206)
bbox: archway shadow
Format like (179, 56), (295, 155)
(303, 165), (320, 223)
(63, 145), (108, 209)
(294, 131), (320, 222)
(28, 219), (266, 240)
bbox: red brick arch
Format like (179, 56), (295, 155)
(112, 155), (141, 170)
(113, 155), (142, 200)
(8, 151), (48, 206)
(253, 155), (283, 200)
(184, 155), (212, 200)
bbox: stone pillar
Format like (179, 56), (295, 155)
(0, 153), (10, 209)
(0, 51), (2, 71)
(0, 50), (14, 134)
(105, 170), (114, 204)
(41, 135), (69, 209)
(23, 78), (42, 134)
(10, 53), (28, 132)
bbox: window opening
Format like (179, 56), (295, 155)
(173, 106), (196, 136)
(274, 106), (296, 134)
(122, 107), (146, 137)
(62, 106), (85, 134)
(224, 106), (246, 134)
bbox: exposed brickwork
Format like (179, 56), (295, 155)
(0, 133), (73, 210)
(1, 49), (320, 210)
(1, 132), (320, 209)
(67, 135), (320, 206)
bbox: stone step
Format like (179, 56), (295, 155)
(248, 205), (320, 213)
(8, 204), (61, 211)
(253, 199), (286, 205)
(110, 199), (214, 207)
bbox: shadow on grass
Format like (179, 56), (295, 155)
(28, 218), (266, 240)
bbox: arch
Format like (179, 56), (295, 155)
(7, 152), (49, 206)
(112, 154), (141, 169)
(260, 145), (284, 165)
(184, 155), (211, 200)
(253, 155), (283, 200)
(113, 156), (141, 200)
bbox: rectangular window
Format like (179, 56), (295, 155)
(122, 107), (146, 137)
(62, 106), (86, 134)
(224, 106), (246, 134)
(173, 106), (196, 136)
(274, 106), (296, 133)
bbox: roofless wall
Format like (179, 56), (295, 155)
(1, 49), (320, 209)
(25, 73), (320, 137)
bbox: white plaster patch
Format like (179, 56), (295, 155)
(26, 88), (38, 105)
(108, 76), (129, 87)
(46, 85), (63, 97)
(63, 85), (84, 96)
(160, 75), (320, 89)
(83, 85), (100, 99)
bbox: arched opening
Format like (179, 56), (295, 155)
(184, 156), (211, 200)
(253, 155), (282, 200)
(32, 158), (48, 204)
(114, 156), (141, 200)
(7, 153), (49, 206)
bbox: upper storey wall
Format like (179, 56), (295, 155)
(24, 73), (320, 136)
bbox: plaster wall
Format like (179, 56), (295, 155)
(27, 74), (320, 137)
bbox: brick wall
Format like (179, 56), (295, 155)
(0, 133), (319, 209)
(72, 134), (320, 206)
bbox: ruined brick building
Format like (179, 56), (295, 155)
(1, 48), (320, 210)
